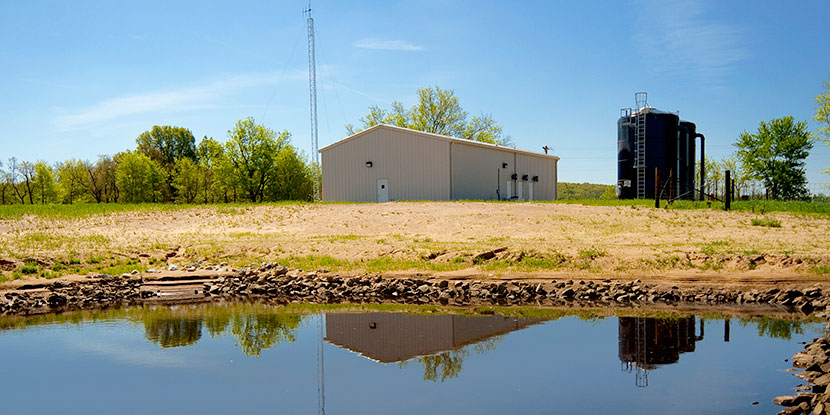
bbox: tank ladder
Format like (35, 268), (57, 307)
(634, 317), (649, 387)
(634, 92), (648, 199)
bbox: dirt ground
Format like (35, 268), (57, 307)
(1, 202), (829, 289)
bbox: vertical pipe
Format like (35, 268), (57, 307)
(496, 167), (500, 200)
(449, 142), (453, 200)
(701, 136), (705, 200)
(654, 167), (661, 208)
(724, 319), (730, 342)
(725, 170), (731, 211)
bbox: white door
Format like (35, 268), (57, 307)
(528, 182), (534, 201)
(517, 182), (523, 201)
(377, 179), (389, 202)
(505, 181), (512, 200)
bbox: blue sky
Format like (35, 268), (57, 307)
(1, 0), (829, 189)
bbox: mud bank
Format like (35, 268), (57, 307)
(3, 263), (830, 319)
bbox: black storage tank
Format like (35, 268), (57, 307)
(617, 106), (700, 200)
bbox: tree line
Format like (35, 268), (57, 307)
(1, 86), (510, 205)
(2, 80), (827, 205)
(0, 117), (317, 205)
(694, 76), (830, 201)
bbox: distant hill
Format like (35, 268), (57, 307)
(557, 182), (616, 200)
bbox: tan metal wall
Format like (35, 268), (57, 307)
(321, 125), (558, 202)
(321, 128), (451, 202)
(450, 143), (514, 200)
(516, 153), (558, 201)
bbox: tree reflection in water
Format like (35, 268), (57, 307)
(144, 317), (203, 348)
(139, 304), (304, 356)
(400, 336), (504, 382)
(739, 317), (807, 340)
(229, 313), (302, 356)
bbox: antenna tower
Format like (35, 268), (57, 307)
(305, 2), (320, 200)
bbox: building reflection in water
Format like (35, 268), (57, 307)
(618, 317), (729, 387)
(325, 313), (540, 363)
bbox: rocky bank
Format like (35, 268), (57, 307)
(3, 262), (830, 318)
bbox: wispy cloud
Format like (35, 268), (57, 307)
(353, 38), (424, 51)
(65, 337), (194, 368)
(55, 71), (304, 131)
(634, 0), (746, 82)
(325, 80), (391, 103)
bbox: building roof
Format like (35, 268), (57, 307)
(319, 124), (560, 161)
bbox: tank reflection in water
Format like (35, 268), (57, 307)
(618, 316), (702, 387)
(0, 304), (824, 415)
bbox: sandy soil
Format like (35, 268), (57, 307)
(1, 202), (829, 288)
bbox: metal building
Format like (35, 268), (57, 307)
(319, 124), (559, 202)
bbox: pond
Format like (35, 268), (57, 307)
(0, 303), (823, 414)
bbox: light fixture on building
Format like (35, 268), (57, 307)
(511, 173), (518, 180)
(522, 175), (529, 181)
(532, 176), (539, 182)
(502, 162), (508, 168)
(366, 161), (373, 168)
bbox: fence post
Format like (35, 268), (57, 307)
(654, 168), (661, 208)
(668, 168), (674, 201)
(724, 170), (731, 211)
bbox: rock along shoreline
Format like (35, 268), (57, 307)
(777, 332), (830, 414)
(2, 262), (830, 319)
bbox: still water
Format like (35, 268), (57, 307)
(0, 304), (823, 415)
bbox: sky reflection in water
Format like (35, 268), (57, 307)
(0, 305), (823, 415)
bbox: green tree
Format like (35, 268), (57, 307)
(135, 125), (196, 202)
(348, 86), (511, 145)
(135, 125), (197, 169)
(115, 152), (167, 203)
(7, 158), (35, 204)
(267, 145), (314, 201)
(815, 76), (830, 174)
(409, 86), (467, 136)
(32, 162), (58, 204)
(0, 161), (10, 205)
(720, 156), (747, 199)
(96, 155), (119, 203)
(57, 160), (89, 203)
(172, 157), (201, 203)
(57, 159), (103, 203)
(196, 137), (224, 203)
(697, 156), (723, 198)
(225, 117), (289, 202)
(557, 182), (614, 200)
(734, 116), (813, 200)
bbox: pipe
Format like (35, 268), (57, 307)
(678, 124), (689, 198)
(695, 133), (705, 201)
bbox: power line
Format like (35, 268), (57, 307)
(260, 24), (305, 123)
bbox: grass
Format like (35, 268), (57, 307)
(0, 202), (309, 220)
(701, 240), (730, 256)
(1, 199), (829, 221)
(810, 266), (830, 275)
(547, 199), (830, 217)
(751, 218), (782, 228)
